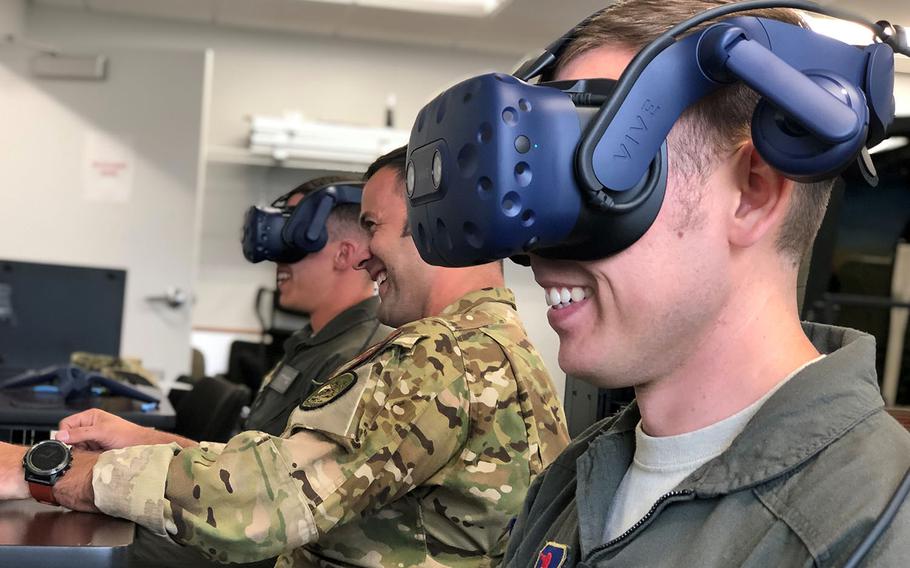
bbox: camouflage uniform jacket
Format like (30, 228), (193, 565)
(92, 287), (570, 567)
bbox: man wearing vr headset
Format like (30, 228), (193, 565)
(241, 176), (392, 436)
(0, 152), (569, 567)
(479, 1), (910, 566)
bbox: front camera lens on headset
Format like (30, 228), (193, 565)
(407, 160), (416, 196)
(432, 150), (443, 189)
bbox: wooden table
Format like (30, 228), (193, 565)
(0, 500), (133, 567)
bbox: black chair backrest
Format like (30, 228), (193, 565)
(175, 375), (251, 443)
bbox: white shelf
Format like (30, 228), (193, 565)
(206, 145), (369, 173)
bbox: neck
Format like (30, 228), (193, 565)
(423, 265), (504, 317)
(636, 264), (819, 437)
(309, 280), (374, 334)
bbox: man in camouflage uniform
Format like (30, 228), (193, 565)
(0, 147), (569, 567)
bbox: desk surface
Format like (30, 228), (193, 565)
(0, 500), (134, 567)
(0, 385), (175, 430)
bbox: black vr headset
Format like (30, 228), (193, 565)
(405, 0), (908, 268)
(242, 181), (364, 264)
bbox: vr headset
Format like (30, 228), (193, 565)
(405, 0), (908, 267)
(242, 181), (364, 264)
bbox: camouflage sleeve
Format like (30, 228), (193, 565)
(280, 329), (471, 537)
(92, 329), (469, 564)
(93, 433), (322, 563)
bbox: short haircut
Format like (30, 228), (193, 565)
(364, 146), (412, 236)
(557, 0), (834, 265)
(287, 175), (365, 242)
(364, 145), (408, 187)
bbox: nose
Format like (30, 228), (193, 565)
(356, 249), (374, 272)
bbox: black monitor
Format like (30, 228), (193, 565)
(0, 260), (126, 380)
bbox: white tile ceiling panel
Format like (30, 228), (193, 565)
(33, 0), (88, 9)
(455, 0), (611, 54)
(215, 0), (351, 34)
(43, 0), (910, 60)
(86, 0), (217, 23)
(338, 6), (481, 48)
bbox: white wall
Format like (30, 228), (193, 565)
(24, 5), (518, 148)
(0, 45), (209, 386)
(23, 4), (568, 397)
(0, 0), (24, 37)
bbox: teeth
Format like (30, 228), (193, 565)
(277, 273), (290, 284)
(547, 288), (561, 307)
(571, 287), (585, 302)
(544, 286), (592, 309)
(376, 271), (387, 286)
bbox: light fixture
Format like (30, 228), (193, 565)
(303, 0), (510, 17)
(870, 136), (909, 155)
(803, 13), (879, 45)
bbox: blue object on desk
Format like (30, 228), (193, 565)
(1, 366), (160, 407)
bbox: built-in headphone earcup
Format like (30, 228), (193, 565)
(285, 219), (327, 254)
(751, 72), (869, 182)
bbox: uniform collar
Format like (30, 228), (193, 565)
(285, 296), (381, 351)
(574, 323), (882, 554)
(582, 323), (883, 497)
(439, 287), (517, 317)
(684, 323), (883, 496)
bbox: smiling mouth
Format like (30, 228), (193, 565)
(544, 286), (593, 310)
(277, 272), (291, 285)
(375, 271), (388, 287)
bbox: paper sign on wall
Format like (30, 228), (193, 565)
(82, 130), (134, 203)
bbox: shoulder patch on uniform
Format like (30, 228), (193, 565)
(535, 542), (569, 568)
(388, 332), (427, 350)
(300, 372), (357, 410)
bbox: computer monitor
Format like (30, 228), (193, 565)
(0, 260), (126, 380)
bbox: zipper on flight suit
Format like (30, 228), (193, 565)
(587, 489), (696, 558)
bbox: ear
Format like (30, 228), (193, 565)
(332, 240), (367, 271)
(332, 240), (354, 271)
(727, 142), (795, 251)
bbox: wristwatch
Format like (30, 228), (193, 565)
(22, 439), (73, 506)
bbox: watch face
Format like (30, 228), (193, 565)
(27, 441), (69, 474)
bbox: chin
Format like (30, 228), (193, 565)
(559, 341), (625, 389)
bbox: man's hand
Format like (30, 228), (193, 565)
(0, 442), (98, 511)
(52, 450), (99, 513)
(0, 443), (29, 500)
(57, 409), (193, 450)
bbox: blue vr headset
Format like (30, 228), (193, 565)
(242, 181), (364, 264)
(406, 0), (908, 267)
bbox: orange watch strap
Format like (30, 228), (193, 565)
(28, 482), (58, 506)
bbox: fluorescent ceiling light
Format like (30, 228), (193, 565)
(803, 13), (878, 45)
(303, 0), (510, 17)
(803, 14), (875, 45)
(870, 136), (909, 155)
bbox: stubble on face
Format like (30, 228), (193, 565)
(361, 168), (432, 328)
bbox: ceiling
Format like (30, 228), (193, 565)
(29, 0), (610, 56)
(28, 0), (910, 57)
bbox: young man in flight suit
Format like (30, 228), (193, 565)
(243, 175), (391, 436)
(0, 148), (569, 568)
(498, 1), (910, 566)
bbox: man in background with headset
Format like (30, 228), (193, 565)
(240, 175), (391, 436)
(494, 1), (910, 566)
(0, 150), (569, 567)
